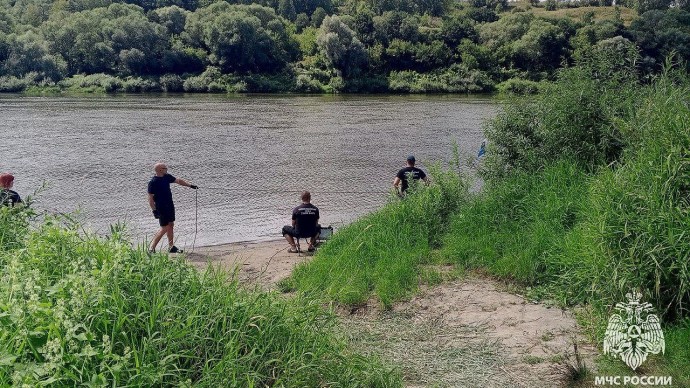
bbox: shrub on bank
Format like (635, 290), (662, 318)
(481, 45), (640, 179)
(0, 206), (399, 386)
(0, 76), (29, 92)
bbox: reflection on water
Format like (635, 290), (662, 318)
(0, 94), (496, 247)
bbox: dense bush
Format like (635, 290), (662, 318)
(481, 43), (640, 179)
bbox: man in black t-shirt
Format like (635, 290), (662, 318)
(147, 163), (197, 254)
(282, 191), (321, 253)
(393, 155), (428, 194)
(0, 173), (22, 207)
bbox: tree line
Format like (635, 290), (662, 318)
(0, 0), (689, 93)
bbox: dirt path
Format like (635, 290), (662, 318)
(189, 241), (596, 387)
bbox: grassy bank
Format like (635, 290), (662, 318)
(0, 206), (400, 386)
(289, 53), (690, 381)
(287, 164), (468, 309)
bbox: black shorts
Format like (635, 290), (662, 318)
(282, 225), (321, 238)
(158, 208), (175, 227)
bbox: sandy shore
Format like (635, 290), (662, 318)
(185, 239), (315, 289)
(183, 239), (596, 386)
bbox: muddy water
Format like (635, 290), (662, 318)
(0, 94), (496, 247)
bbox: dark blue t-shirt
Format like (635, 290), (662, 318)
(148, 174), (176, 209)
(396, 166), (426, 192)
(292, 203), (319, 236)
(0, 189), (21, 206)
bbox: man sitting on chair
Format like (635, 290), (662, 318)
(282, 191), (321, 253)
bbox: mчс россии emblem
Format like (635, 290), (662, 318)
(603, 291), (665, 370)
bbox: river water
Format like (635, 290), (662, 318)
(0, 94), (496, 248)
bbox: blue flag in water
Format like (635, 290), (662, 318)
(478, 140), (487, 158)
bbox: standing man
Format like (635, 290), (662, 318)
(282, 191), (321, 253)
(148, 163), (197, 253)
(393, 155), (428, 194)
(0, 173), (22, 206)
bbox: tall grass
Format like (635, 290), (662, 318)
(552, 76), (690, 320)
(436, 67), (690, 380)
(437, 160), (588, 285)
(442, 68), (690, 323)
(288, 165), (468, 308)
(0, 205), (400, 386)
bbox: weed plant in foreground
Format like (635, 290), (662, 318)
(0, 206), (400, 386)
(288, 165), (468, 308)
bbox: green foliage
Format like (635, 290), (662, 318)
(295, 12), (310, 31)
(552, 77), (690, 320)
(42, 4), (168, 75)
(290, 164), (468, 308)
(149, 5), (189, 35)
(0, 31), (66, 81)
(634, 0), (673, 13)
(450, 61), (690, 323)
(0, 0), (684, 93)
(570, 19), (625, 61)
(388, 64), (494, 92)
(629, 9), (690, 73)
(0, 211), (401, 386)
(60, 73), (124, 92)
(496, 77), (542, 94)
(481, 44), (640, 179)
(0, 75), (29, 92)
(316, 15), (368, 77)
(184, 3), (298, 73)
(439, 160), (587, 283)
(311, 6), (327, 27)
(159, 73), (184, 91)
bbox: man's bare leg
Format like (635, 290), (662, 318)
(150, 227), (166, 252)
(284, 234), (296, 248)
(166, 222), (175, 250)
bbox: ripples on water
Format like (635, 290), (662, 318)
(0, 94), (497, 247)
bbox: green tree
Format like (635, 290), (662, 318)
(316, 15), (368, 77)
(0, 31), (66, 80)
(278, 0), (297, 21)
(150, 6), (189, 35)
(311, 6), (326, 27)
(440, 15), (478, 47)
(185, 3), (298, 73)
(634, 0), (672, 13)
(42, 3), (168, 75)
(295, 12), (310, 32)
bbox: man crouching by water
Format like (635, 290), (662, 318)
(282, 191), (321, 253)
(148, 163), (197, 254)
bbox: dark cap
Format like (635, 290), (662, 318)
(406, 155), (416, 162)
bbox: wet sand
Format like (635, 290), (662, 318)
(186, 239), (315, 289)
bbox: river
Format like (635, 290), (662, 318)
(0, 94), (497, 248)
